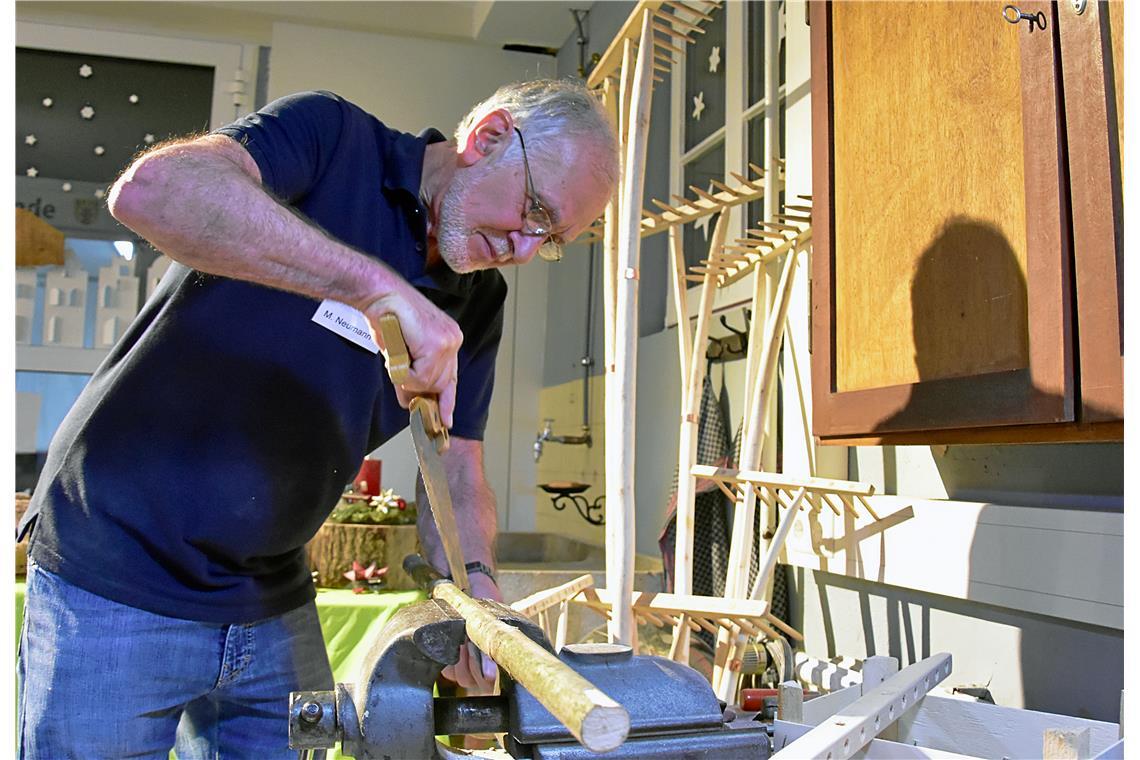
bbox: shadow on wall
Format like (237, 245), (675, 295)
(876, 216), (1030, 434)
(795, 567), (1123, 722)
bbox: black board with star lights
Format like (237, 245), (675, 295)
(682, 2), (726, 154)
(16, 47), (214, 185)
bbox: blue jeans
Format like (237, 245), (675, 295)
(18, 561), (334, 759)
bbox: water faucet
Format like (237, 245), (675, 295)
(534, 418), (592, 462)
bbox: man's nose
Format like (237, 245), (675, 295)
(509, 231), (543, 265)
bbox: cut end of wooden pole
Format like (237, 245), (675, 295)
(579, 692), (631, 753)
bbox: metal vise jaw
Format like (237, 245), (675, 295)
(505, 643), (770, 759)
(289, 596), (548, 760)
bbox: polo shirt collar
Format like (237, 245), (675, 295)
(381, 126), (448, 198)
(381, 126), (475, 298)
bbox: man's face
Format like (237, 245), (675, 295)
(435, 135), (612, 274)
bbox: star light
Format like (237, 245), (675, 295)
(62, 183), (73, 192)
(80, 105), (96, 120)
(143, 134), (156, 145)
(24, 134), (37, 146)
(26, 167), (39, 178)
(41, 97), (53, 108)
(709, 46), (721, 74)
(129, 94), (140, 104)
(94, 145), (106, 156)
(692, 91), (706, 121)
(79, 64), (93, 78)
(94, 188), (106, 199)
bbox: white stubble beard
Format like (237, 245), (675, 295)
(436, 162), (519, 274)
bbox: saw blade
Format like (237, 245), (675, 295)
(410, 406), (469, 592)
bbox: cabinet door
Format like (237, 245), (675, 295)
(1058, 0), (1124, 423)
(809, 0), (1075, 441)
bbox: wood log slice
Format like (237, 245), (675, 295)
(306, 523), (420, 590)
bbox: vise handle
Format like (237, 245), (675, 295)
(404, 554), (630, 753)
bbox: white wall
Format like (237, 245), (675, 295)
(267, 21), (555, 136)
(264, 20), (556, 526)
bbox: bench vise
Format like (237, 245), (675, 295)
(289, 596), (770, 759)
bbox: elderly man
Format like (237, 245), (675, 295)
(18, 79), (617, 758)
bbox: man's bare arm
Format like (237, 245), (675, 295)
(107, 134), (462, 422)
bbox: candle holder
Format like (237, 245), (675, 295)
(539, 482), (605, 526)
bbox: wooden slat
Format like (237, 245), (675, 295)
(773, 654), (953, 759)
(587, 1), (667, 89)
(691, 465), (876, 497)
(664, 0), (713, 21)
(654, 9), (706, 34)
(511, 574), (596, 618)
(582, 587), (771, 620)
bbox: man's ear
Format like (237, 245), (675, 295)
(457, 108), (515, 166)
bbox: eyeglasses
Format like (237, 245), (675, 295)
(514, 127), (564, 262)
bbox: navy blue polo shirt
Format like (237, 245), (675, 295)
(23, 91), (507, 623)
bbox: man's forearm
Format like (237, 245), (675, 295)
(108, 134), (402, 313)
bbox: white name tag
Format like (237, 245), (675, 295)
(311, 299), (380, 354)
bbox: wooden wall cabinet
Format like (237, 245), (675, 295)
(809, 1), (1123, 444)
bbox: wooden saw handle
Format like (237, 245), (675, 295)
(377, 313), (448, 450)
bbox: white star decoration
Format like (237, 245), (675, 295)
(709, 46), (721, 74)
(94, 145), (106, 156)
(129, 94), (140, 104)
(692, 91), (706, 121)
(143, 134), (156, 145)
(62, 183), (73, 192)
(41, 97), (53, 108)
(79, 64), (93, 78)
(26, 167), (38, 178)
(25, 134), (37, 146)
(80, 105), (95, 120)
(94, 189), (105, 199)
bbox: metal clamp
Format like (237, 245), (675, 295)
(1002, 5), (1047, 32)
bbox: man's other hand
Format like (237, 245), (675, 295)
(440, 571), (501, 693)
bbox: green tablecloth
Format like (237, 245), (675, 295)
(15, 581), (425, 758)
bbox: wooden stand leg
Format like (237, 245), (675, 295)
(671, 210), (731, 663)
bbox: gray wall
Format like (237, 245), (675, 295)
(544, 1), (671, 388)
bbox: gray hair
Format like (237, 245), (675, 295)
(455, 78), (619, 188)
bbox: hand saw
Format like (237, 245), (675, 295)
(377, 313), (470, 592)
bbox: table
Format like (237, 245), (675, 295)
(15, 581), (425, 758)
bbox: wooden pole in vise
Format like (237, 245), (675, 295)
(670, 210), (731, 663)
(607, 9), (655, 647)
(405, 556), (629, 753)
